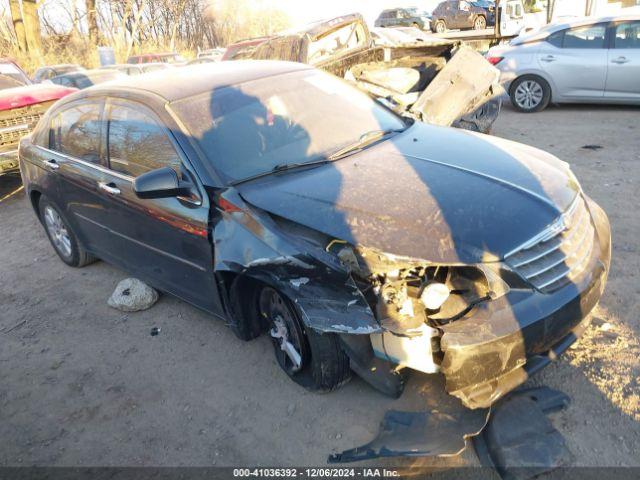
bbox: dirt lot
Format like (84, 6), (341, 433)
(1, 102), (639, 469)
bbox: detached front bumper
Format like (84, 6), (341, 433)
(439, 197), (611, 408)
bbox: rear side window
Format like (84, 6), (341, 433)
(547, 30), (564, 48)
(107, 103), (181, 177)
(614, 21), (640, 49)
(563, 24), (606, 49)
(52, 103), (103, 163)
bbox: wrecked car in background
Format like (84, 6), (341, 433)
(19, 62), (610, 409)
(247, 13), (502, 133)
(1, 81), (76, 176)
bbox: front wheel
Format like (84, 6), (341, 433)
(259, 286), (351, 392)
(474, 15), (487, 30)
(510, 75), (552, 113)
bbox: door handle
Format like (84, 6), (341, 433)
(541, 55), (556, 62)
(98, 182), (121, 195)
(45, 159), (60, 170)
(611, 56), (630, 64)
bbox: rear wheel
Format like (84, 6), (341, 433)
(39, 196), (96, 267)
(259, 286), (351, 392)
(510, 75), (551, 113)
(434, 19), (447, 33)
(474, 15), (487, 30)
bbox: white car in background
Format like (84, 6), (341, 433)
(487, 15), (640, 112)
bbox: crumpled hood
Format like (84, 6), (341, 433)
(237, 122), (579, 263)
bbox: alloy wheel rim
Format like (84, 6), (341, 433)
(437, 22), (445, 33)
(261, 288), (304, 373)
(514, 80), (544, 110)
(475, 17), (486, 29)
(44, 206), (72, 258)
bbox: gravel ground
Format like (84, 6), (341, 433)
(0, 102), (638, 469)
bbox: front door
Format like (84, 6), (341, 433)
(92, 98), (221, 314)
(605, 20), (640, 100)
(538, 23), (608, 100)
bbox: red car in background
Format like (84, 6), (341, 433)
(1, 59), (76, 176)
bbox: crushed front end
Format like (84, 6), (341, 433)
(332, 194), (611, 409)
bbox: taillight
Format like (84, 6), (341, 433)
(486, 56), (504, 66)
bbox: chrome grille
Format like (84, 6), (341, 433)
(505, 195), (595, 292)
(0, 112), (42, 129)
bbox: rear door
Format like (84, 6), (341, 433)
(46, 99), (114, 255)
(537, 23), (608, 100)
(94, 97), (221, 313)
(605, 20), (640, 100)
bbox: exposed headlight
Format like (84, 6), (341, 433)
(420, 282), (450, 310)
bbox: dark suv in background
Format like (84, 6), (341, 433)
(431, 0), (495, 33)
(375, 7), (431, 30)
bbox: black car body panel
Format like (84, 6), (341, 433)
(19, 62), (611, 409)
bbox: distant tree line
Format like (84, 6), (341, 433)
(0, 0), (290, 68)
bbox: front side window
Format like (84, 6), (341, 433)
(563, 24), (606, 49)
(107, 103), (181, 177)
(52, 103), (102, 163)
(614, 21), (640, 49)
(171, 69), (406, 183)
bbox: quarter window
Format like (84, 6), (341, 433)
(53, 103), (103, 163)
(614, 21), (640, 49)
(107, 103), (181, 177)
(563, 24), (606, 49)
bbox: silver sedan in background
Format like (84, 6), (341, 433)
(487, 15), (640, 112)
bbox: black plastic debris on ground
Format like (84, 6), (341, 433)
(328, 386), (572, 478)
(150, 327), (161, 336)
(473, 387), (573, 480)
(328, 406), (490, 463)
(581, 145), (603, 151)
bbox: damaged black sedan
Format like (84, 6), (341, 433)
(19, 61), (611, 408)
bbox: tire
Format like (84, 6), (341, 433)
(473, 15), (487, 30)
(412, 22), (421, 30)
(433, 19), (446, 34)
(259, 286), (351, 392)
(39, 196), (97, 267)
(509, 75), (552, 113)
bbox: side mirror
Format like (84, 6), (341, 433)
(133, 167), (191, 199)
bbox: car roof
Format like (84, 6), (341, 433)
(545, 13), (640, 32)
(86, 60), (312, 102)
(512, 14), (640, 45)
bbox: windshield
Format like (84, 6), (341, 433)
(172, 69), (406, 183)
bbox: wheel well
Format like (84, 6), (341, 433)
(30, 189), (42, 215)
(509, 74), (552, 97)
(217, 272), (269, 341)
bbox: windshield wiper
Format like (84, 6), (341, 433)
(328, 128), (406, 161)
(231, 158), (331, 185)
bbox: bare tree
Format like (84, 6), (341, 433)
(8, 0), (27, 52)
(86, 0), (100, 44)
(22, 0), (42, 55)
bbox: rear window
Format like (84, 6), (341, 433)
(52, 103), (102, 163)
(307, 22), (367, 64)
(563, 24), (606, 49)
